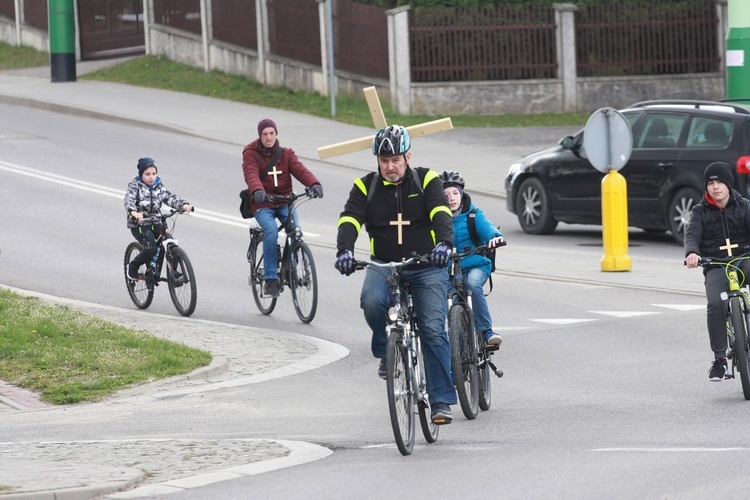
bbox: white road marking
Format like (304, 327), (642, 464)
(652, 304), (706, 311)
(593, 447), (750, 452)
(590, 311), (661, 318)
(530, 319), (597, 325)
(0, 160), (321, 235)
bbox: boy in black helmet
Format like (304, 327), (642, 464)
(685, 161), (750, 381)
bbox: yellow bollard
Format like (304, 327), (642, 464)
(601, 169), (632, 271)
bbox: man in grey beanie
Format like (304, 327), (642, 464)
(685, 161), (750, 381)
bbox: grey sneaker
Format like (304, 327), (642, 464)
(709, 358), (727, 381)
(431, 402), (452, 425)
(484, 331), (503, 346)
(264, 278), (280, 297)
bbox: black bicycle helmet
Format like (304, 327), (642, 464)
(440, 170), (465, 190)
(372, 125), (411, 156)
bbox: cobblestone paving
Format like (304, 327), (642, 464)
(0, 439), (289, 487)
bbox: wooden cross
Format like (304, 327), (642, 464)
(268, 166), (283, 187)
(317, 87), (453, 159)
(721, 238), (739, 256)
(390, 212), (411, 245)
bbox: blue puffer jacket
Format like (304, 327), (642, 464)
(451, 192), (503, 274)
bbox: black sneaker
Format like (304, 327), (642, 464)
(708, 358), (728, 381)
(377, 358), (386, 379)
(431, 402), (452, 425)
(126, 266), (139, 281)
(264, 278), (280, 297)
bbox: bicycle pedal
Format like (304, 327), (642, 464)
(486, 345), (499, 352)
(725, 374), (735, 380)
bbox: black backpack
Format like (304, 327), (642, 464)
(466, 208), (501, 295)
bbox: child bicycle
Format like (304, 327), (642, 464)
(247, 189), (318, 323)
(447, 243), (505, 420)
(353, 254), (439, 456)
(696, 254), (750, 399)
(124, 208), (197, 317)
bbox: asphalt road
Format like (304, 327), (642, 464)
(4, 103), (748, 499)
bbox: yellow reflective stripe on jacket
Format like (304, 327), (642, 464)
(370, 237), (375, 255)
(354, 178), (367, 197)
(422, 169), (439, 189)
(338, 216), (362, 233)
(430, 205), (452, 221)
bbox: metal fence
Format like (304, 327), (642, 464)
(0, 0), (13, 19)
(410, 5), (557, 82)
(576, 0), (719, 77)
(212, 0), (257, 50)
(267, 0), (319, 66)
(24, 0), (47, 31)
(153, 0), (201, 35)
(333, 0), (388, 79)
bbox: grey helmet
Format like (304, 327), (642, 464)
(372, 125), (411, 156)
(439, 170), (465, 190)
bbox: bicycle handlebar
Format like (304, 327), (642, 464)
(352, 253), (432, 271)
(266, 188), (316, 204)
(450, 240), (507, 260)
(137, 207), (194, 226)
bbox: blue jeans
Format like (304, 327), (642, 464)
(462, 267), (492, 334)
(254, 206), (298, 280)
(360, 263), (457, 405)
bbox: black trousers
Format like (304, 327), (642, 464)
(130, 224), (162, 268)
(704, 259), (750, 359)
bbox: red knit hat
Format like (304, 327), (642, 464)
(257, 118), (277, 137)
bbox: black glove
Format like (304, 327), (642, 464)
(309, 184), (324, 199)
(431, 241), (451, 268)
(335, 250), (354, 276)
(253, 190), (267, 204)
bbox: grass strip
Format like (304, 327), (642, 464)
(0, 289), (211, 405)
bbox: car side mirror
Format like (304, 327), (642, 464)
(560, 136), (575, 149)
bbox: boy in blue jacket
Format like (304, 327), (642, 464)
(440, 170), (504, 346)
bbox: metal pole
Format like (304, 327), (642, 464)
(13, 0), (20, 46)
(48, 0), (76, 82)
(326, 0), (335, 116)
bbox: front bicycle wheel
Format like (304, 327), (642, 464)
(449, 304), (479, 419)
(386, 328), (415, 456)
(248, 235), (277, 315)
(416, 337), (439, 444)
(289, 240), (318, 323)
(167, 246), (197, 317)
(124, 242), (154, 309)
(477, 335), (492, 411)
(730, 297), (750, 399)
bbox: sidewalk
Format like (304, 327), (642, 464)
(0, 61), (702, 499)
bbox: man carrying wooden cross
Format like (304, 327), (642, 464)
(242, 118), (324, 298)
(334, 125), (457, 424)
(685, 162), (750, 381)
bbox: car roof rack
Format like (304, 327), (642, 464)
(627, 99), (750, 115)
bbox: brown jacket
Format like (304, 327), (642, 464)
(242, 139), (320, 210)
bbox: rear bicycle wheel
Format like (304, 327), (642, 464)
(248, 234), (277, 315)
(124, 242), (154, 309)
(478, 335), (492, 411)
(289, 240), (318, 323)
(416, 337), (439, 444)
(167, 246), (197, 316)
(449, 304), (479, 419)
(386, 328), (415, 456)
(730, 297), (750, 399)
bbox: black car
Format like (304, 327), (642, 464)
(505, 100), (750, 244)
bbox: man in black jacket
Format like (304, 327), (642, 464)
(334, 125), (457, 424)
(685, 162), (750, 381)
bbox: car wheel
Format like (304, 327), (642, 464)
(668, 187), (701, 245)
(515, 177), (558, 235)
